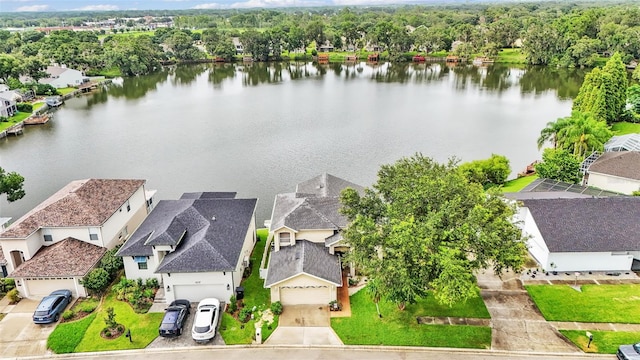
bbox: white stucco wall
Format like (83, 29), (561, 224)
(519, 207), (550, 269)
(296, 229), (335, 243)
(0, 232), (43, 272)
(163, 271), (234, 303)
(548, 252), (634, 272)
(100, 186), (148, 248)
(46, 69), (87, 88)
(586, 173), (640, 195)
(122, 256), (161, 282)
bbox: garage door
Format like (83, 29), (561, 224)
(25, 278), (76, 298)
(279, 286), (330, 305)
(173, 284), (226, 302)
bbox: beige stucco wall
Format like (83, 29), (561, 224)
(586, 173), (640, 195)
(101, 186), (149, 249)
(296, 229), (335, 243)
(269, 274), (337, 303)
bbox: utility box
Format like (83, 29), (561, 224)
(255, 326), (262, 344)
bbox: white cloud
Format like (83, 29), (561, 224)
(192, 3), (222, 8)
(230, 0), (320, 8)
(15, 4), (49, 11)
(73, 4), (119, 10)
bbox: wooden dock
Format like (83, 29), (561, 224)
(24, 114), (50, 125)
(6, 123), (23, 136)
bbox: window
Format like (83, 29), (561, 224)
(89, 228), (99, 241)
(279, 232), (291, 245)
(43, 229), (52, 242)
(134, 256), (148, 270)
(119, 226), (128, 240)
(138, 261), (148, 270)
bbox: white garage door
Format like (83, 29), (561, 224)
(25, 278), (77, 298)
(279, 286), (330, 305)
(173, 284), (226, 302)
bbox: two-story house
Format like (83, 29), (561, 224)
(0, 92), (17, 118)
(264, 173), (363, 306)
(117, 192), (257, 304)
(40, 66), (89, 89)
(0, 179), (153, 298)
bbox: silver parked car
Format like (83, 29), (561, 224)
(618, 343), (640, 360)
(33, 289), (72, 324)
(191, 298), (220, 343)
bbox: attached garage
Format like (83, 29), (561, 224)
(279, 286), (331, 305)
(173, 284), (227, 302)
(23, 277), (78, 298)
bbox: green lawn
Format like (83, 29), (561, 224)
(0, 112), (31, 132)
(526, 284), (640, 323)
(331, 288), (491, 347)
(495, 48), (526, 64)
(57, 88), (76, 96)
(561, 330), (640, 354)
(72, 292), (163, 352)
(501, 175), (538, 193)
(219, 228), (277, 344)
(32, 102), (44, 110)
(48, 313), (97, 353)
(611, 121), (640, 135)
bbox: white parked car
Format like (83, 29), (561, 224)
(192, 298), (220, 343)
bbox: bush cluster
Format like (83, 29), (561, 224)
(111, 277), (159, 313)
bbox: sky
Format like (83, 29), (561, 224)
(0, 0), (454, 11)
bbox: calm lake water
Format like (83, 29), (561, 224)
(0, 61), (586, 224)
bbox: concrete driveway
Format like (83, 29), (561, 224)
(146, 302), (225, 349)
(0, 298), (59, 358)
(265, 305), (343, 345)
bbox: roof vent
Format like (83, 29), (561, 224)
(212, 216), (216, 221)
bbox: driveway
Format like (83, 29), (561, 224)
(477, 270), (578, 353)
(265, 305), (343, 345)
(146, 302), (225, 349)
(0, 298), (60, 358)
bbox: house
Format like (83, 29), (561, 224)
(583, 151), (640, 195)
(516, 196), (640, 272)
(117, 192), (257, 304)
(318, 41), (334, 52)
(232, 37), (243, 54)
(0, 179), (152, 298)
(264, 173), (363, 306)
(0, 93), (17, 117)
(40, 66), (89, 89)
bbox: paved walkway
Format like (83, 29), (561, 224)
(550, 321), (640, 332)
(417, 316), (491, 326)
(477, 270), (579, 353)
(330, 272), (352, 318)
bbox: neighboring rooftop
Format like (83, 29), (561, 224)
(604, 134), (640, 152)
(265, 239), (342, 287)
(521, 197), (640, 253)
(10, 238), (106, 277)
(296, 173), (364, 198)
(588, 151), (640, 181)
(0, 179), (145, 239)
(117, 193), (257, 273)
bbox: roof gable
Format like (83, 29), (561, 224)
(588, 151), (640, 181)
(0, 179), (145, 239)
(10, 238), (106, 277)
(296, 173), (364, 197)
(265, 240), (342, 287)
(522, 197), (640, 253)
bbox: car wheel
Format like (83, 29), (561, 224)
(54, 313), (60, 322)
(178, 328), (182, 336)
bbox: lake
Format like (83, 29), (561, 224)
(0, 61), (586, 224)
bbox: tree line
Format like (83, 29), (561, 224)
(1, 1), (640, 80)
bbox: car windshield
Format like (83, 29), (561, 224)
(162, 311), (179, 324)
(194, 325), (210, 333)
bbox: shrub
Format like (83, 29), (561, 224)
(76, 298), (98, 313)
(99, 248), (123, 279)
(82, 268), (110, 295)
(16, 103), (33, 113)
(0, 278), (15, 293)
(228, 295), (237, 313)
(0, 116), (8, 123)
(238, 307), (252, 323)
(136, 278), (144, 287)
(62, 310), (75, 321)
(8, 288), (20, 303)
(143, 288), (155, 299)
(270, 301), (283, 315)
(104, 307), (117, 329)
(145, 278), (159, 289)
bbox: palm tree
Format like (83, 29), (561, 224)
(537, 117), (570, 150)
(556, 111), (612, 158)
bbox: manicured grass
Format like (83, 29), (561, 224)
(0, 112), (31, 131)
(501, 175), (538, 193)
(32, 102), (44, 110)
(331, 288), (491, 348)
(219, 229), (278, 344)
(57, 88), (76, 96)
(73, 292), (163, 352)
(495, 48), (526, 64)
(526, 284), (640, 323)
(611, 121), (640, 135)
(48, 313), (96, 353)
(560, 330), (640, 354)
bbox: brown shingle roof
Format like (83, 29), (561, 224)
(589, 151), (640, 181)
(10, 238), (106, 277)
(0, 179), (145, 239)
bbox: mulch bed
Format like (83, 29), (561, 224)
(100, 324), (125, 340)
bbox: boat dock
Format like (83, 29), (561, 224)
(6, 123), (23, 136)
(24, 114), (50, 125)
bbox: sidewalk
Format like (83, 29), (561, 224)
(550, 321), (640, 332)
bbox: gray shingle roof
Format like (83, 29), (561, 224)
(588, 151), (640, 181)
(10, 238), (106, 277)
(180, 192), (237, 199)
(264, 240), (342, 287)
(296, 173), (364, 197)
(522, 197), (640, 253)
(270, 174), (362, 232)
(0, 179), (145, 239)
(117, 193), (257, 273)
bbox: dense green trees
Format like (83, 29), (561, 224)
(539, 111), (612, 158)
(534, 148), (582, 184)
(341, 154), (526, 309)
(459, 154), (511, 188)
(0, 167), (25, 203)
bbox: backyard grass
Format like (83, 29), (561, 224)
(219, 228), (278, 344)
(611, 121), (640, 135)
(495, 48), (526, 64)
(57, 87), (76, 96)
(72, 292), (163, 352)
(331, 288), (491, 347)
(0, 112), (31, 132)
(32, 102), (44, 110)
(501, 175), (538, 193)
(560, 330), (640, 354)
(47, 313), (96, 353)
(526, 284), (640, 323)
